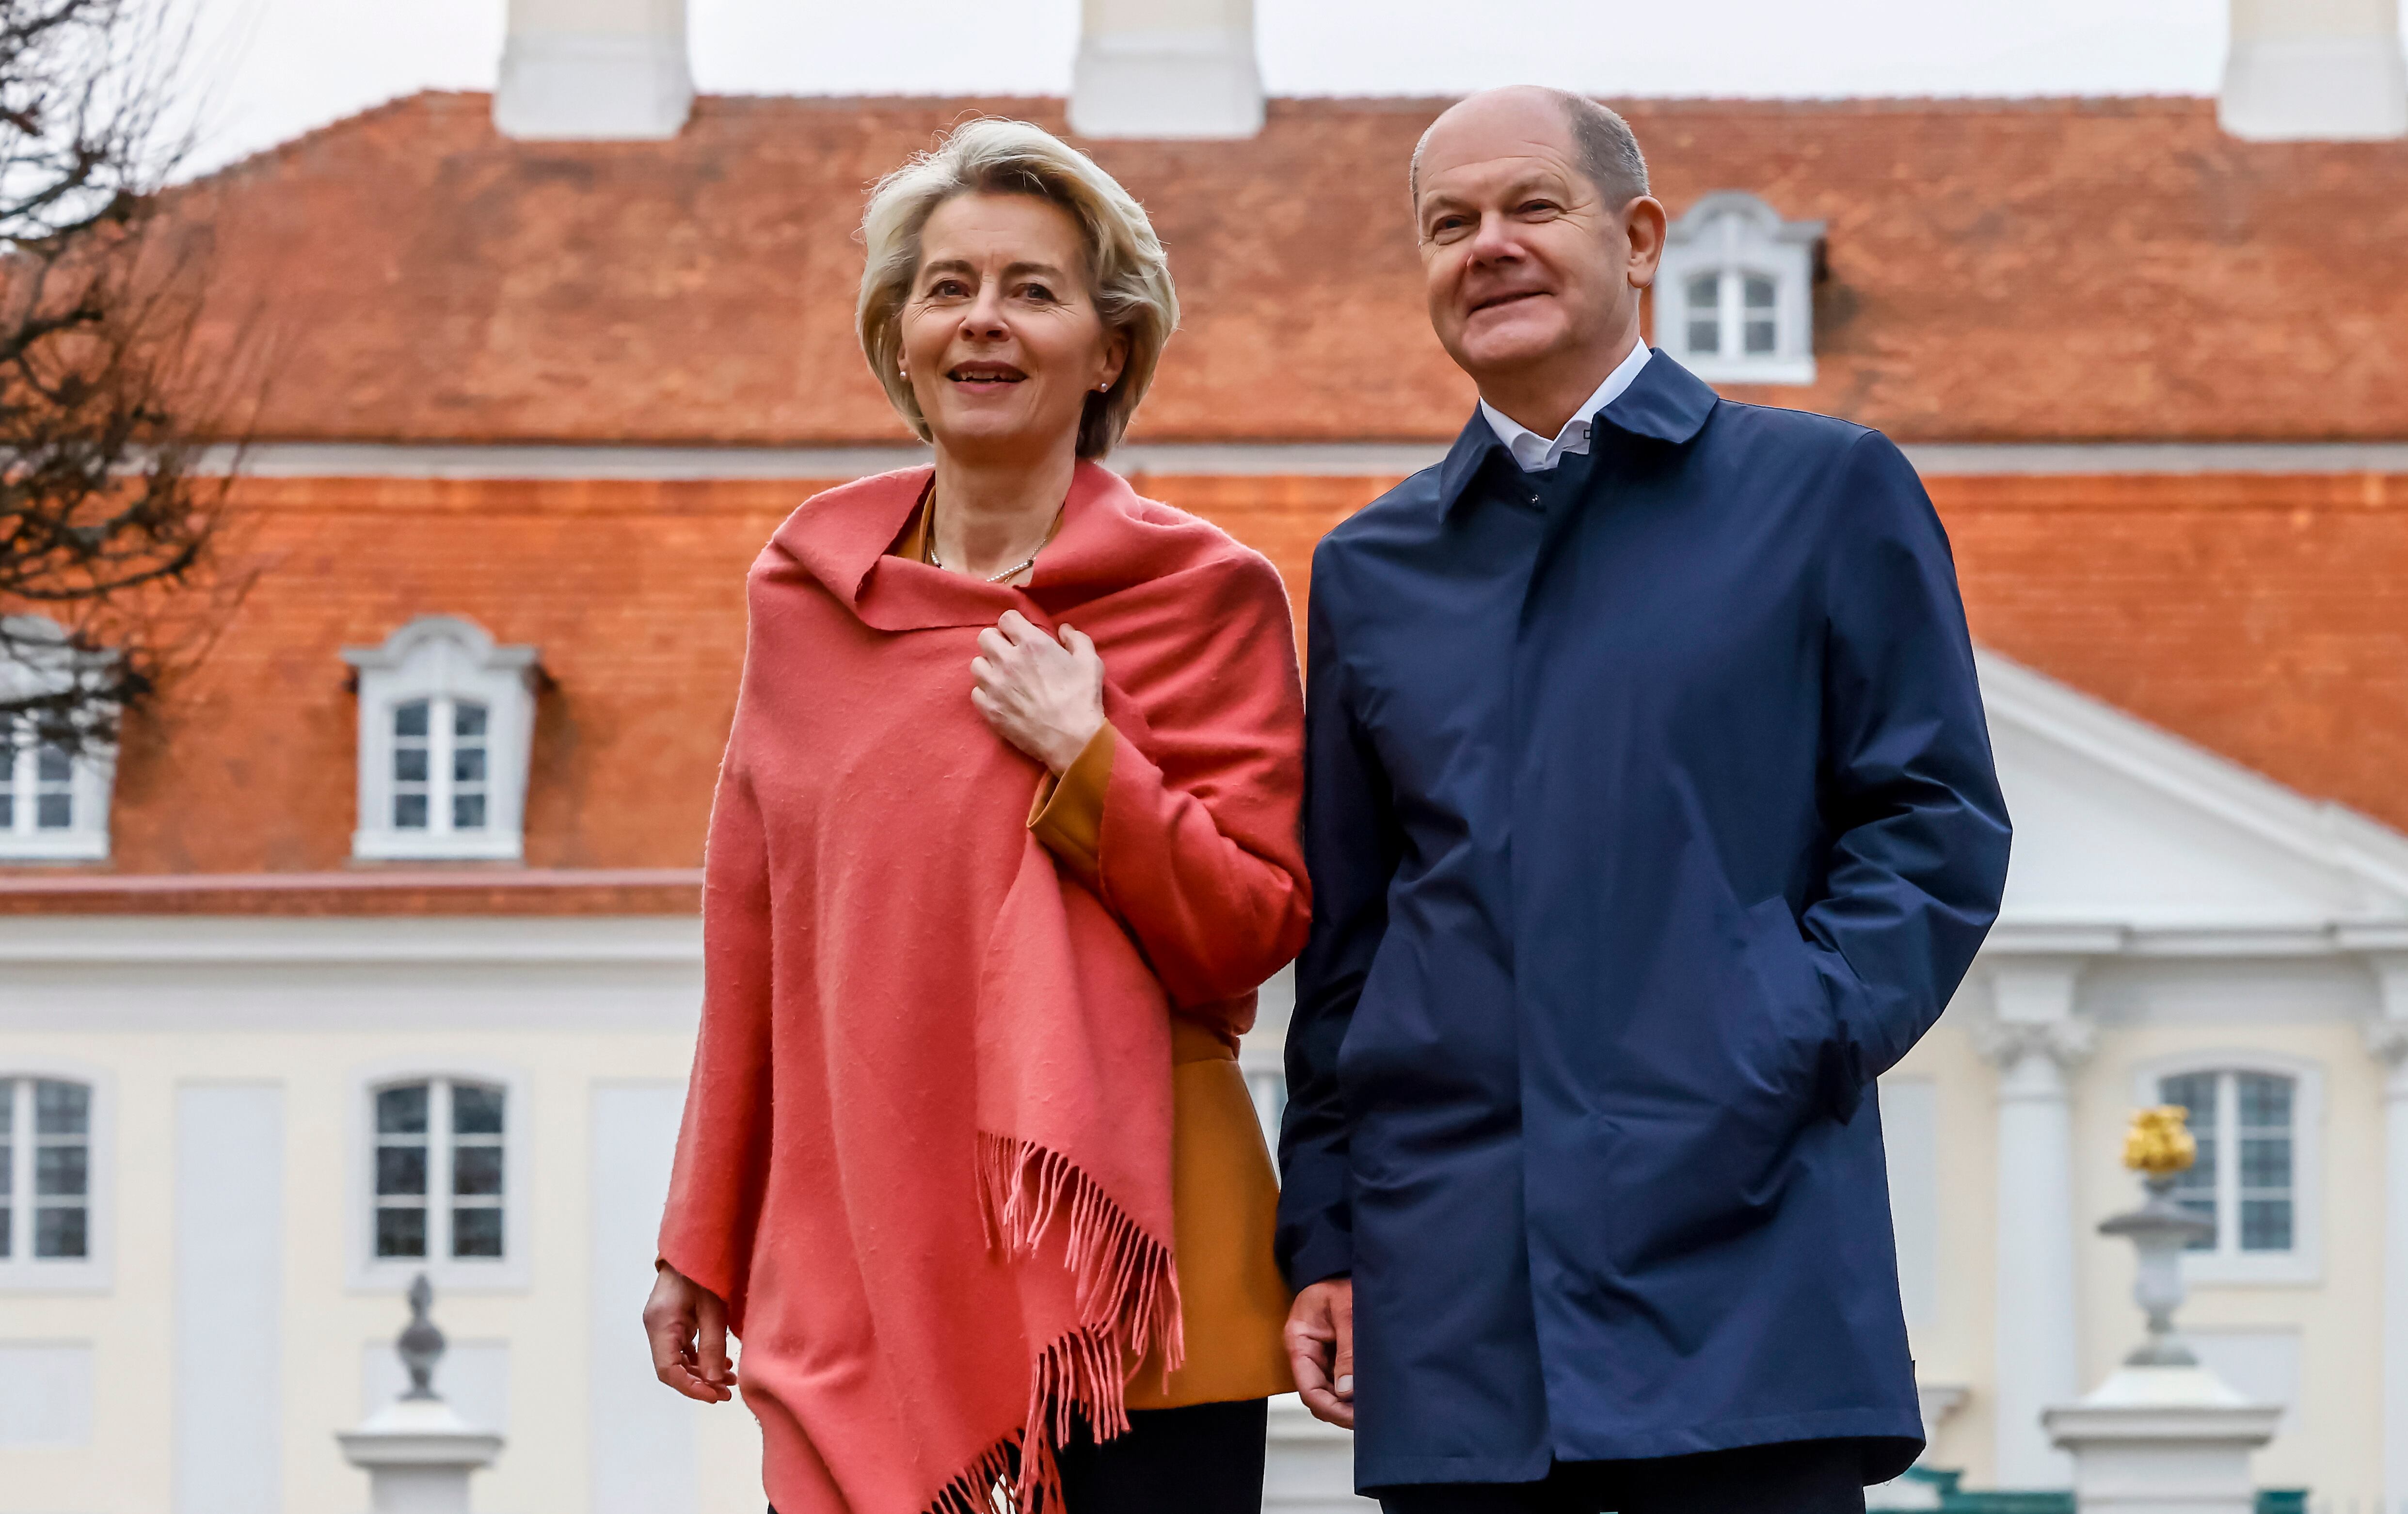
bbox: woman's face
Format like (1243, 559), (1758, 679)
(900, 192), (1126, 463)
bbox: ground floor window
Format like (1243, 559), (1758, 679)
(373, 1077), (508, 1263)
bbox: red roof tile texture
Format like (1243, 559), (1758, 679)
(5, 467), (2402, 910)
(174, 92), (2408, 447)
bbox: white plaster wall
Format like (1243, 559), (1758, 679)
(0, 924), (766, 1514)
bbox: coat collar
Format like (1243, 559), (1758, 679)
(1437, 349), (1718, 515)
(770, 460), (1192, 634)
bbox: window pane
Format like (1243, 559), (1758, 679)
(2237, 1073), (2292, 1127)
(35, 1145), (86, 1197)
(452, 1145), (504, 1197)
(452, 793), (486, 829)
(377, 1084), (430, 1134)
(0, 790), (12, 829)
(33, 1205), (85, 1259)
(394, 747), (430, 784)
(1685, 273), (1719, 311)
(2239, 1134), (2291, 1189)
(453, 703), (488, 738)
(451, 1206), (504, 1258)
(35, 1081), (87, 1135)
(0, 1078), (14, 1133)
(395, 700), (431, 738)
(1743, 274), (1776, 310)
(1744, 318), (1777, 355)
(2160, 1073), (2217, 1137)
(375, 1206), (427, 1258)
(452, 747), (486, 784)
(2240, 1197), (2293, 1252)
(35, 745), (71, 783)
(451, 1084), (504, 1135)
(375, 1145), (428, 1196)
(2159, 1073), (2217, 1247)
(34, 793), (71, 829)
(0, 1207), (10, 1259)
(393, 792), (428, 829)
(1686, 319), (1720, 354)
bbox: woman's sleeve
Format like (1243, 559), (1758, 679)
(1028, 555), (1312, 1018)
(655, 737), (777, 1331)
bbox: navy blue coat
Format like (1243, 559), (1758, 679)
(1276, 353), (2010, 1491)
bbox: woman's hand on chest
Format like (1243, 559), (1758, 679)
(970, 609), (1107, 773)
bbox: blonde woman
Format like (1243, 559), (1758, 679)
(642, 120), (1307, 1514)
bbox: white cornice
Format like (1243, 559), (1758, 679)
(0, 914), (701, 965)
(193, 439), (2408, 481)
(1986, 920), (2408, 958)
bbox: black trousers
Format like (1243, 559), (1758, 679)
(1376, 1438), (1868, 1514)
(768, 1398), (1269, 1514)
(1055, 1398), (1270, 1514)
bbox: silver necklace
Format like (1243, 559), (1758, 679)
(924, 489), (1065, 584)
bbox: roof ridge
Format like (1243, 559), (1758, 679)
(175, 88), (484, 189)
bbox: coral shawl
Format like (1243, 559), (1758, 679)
(659, 462), (1311, 1514)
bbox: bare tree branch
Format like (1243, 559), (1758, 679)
(0, 0), (240, 759)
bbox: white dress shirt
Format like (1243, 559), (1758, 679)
(1478, 337), (1652, 473)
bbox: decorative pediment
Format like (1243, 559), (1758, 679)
(1978, 650), (2408, 940)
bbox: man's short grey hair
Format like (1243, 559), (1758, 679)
(1410, 90), (1650, 211)
(858, 118), (1178, 460)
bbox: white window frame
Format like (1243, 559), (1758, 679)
(346, 1058), (531, 1293)
(342, 616), (539, 861)
(0, 616), (113, 862)
(1654, 191), (1823, 386)
(0, 1060), (113, 1292)
(2131, 1050), (2324, 1286)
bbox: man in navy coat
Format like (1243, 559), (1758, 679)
(1276, 87), (2012, 1514)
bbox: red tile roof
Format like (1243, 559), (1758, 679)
(174, 91), (2408, 447)
(4, 468), (2403, 910)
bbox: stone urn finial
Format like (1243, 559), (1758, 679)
(2098, 1105), (2215, 1367)
(338, 1273), (504, 1511)
(399, 1273), (445, 1400)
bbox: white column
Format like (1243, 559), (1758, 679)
(2366, 954), (2408, 1514)
(1070, 0), (1264, 140)
(495, 0), (694, 142)
(2220, 0), (2408, 141)
(1976, 959), (2094, 1489)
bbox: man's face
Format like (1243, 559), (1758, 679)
(1414, 94), (1637, 385)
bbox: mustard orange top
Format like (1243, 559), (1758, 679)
(897, 494), (1294, 1409)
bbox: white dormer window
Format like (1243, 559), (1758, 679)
(1655, 191), (1824, 386)
(0, 617), (113, 862)
(342, 616), (538, 861)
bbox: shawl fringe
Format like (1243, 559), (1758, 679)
(974, 1132), (1186, 1511)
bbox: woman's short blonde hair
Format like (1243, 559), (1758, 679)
(858, 118), (1178, 461)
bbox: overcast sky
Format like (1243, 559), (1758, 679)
(171, 0), (2264, 176)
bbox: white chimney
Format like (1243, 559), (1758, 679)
(1070, 0), (1264, 140)
(494, 0), (694, 141)
(2220, 0), (2408, 141)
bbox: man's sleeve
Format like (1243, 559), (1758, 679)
(1804, 430), (2013, 1120)
(1276, 541), (1399, 1291)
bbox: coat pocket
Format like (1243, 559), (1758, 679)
(1734, 894), (1842, 1122)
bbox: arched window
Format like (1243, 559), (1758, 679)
(2135, 1053), (2323, 1284)
(0, 617), (113, 861)
(342, 616), (539, 861)
(0, 1068), (109, 1289)
(1655, 191), (1823, 386)
(373, 1077), (508, 1262)
(2158, 1069), (2295, 1253)
(352, 1062), (528, 1291)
